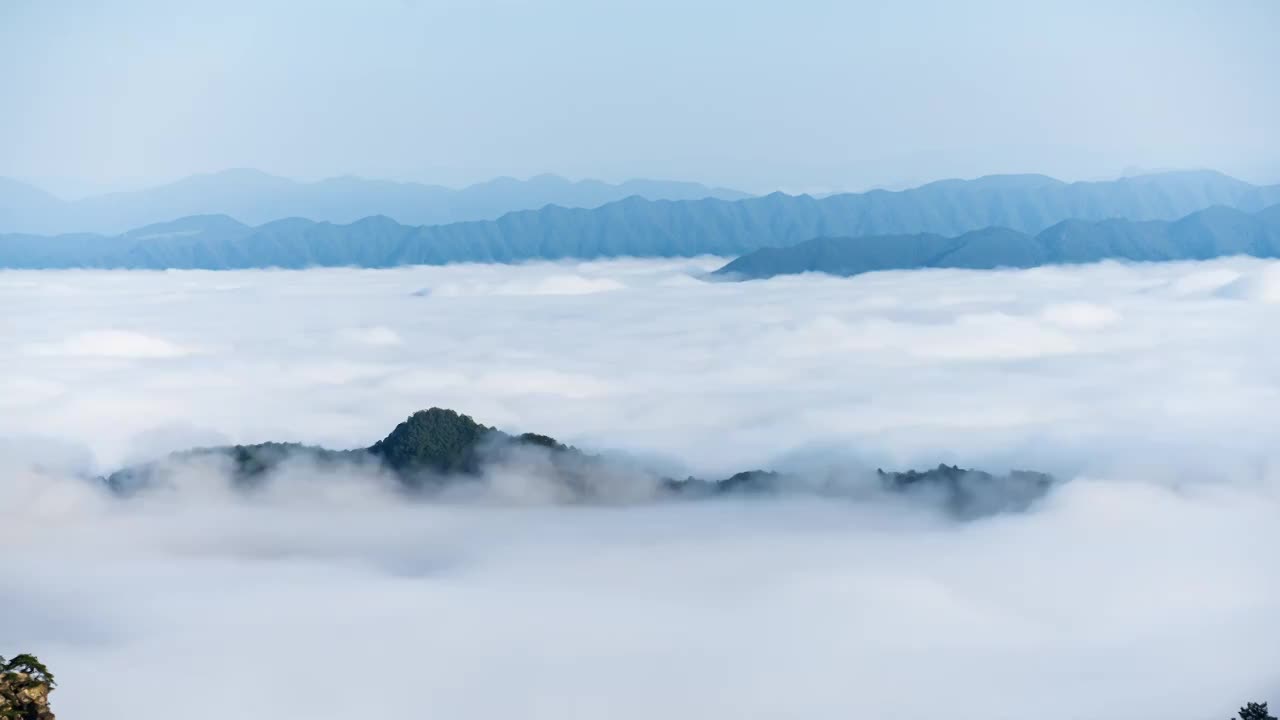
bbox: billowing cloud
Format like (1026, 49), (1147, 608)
(1217, 264), (1280, 303)
(337, 326), (404, 347)
(23, 329), (193, 358)
(2, 257), (1279, 719)
(419, 272), (626, 298)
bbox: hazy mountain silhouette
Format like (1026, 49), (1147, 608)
(3, 171), (1279, 269)
(713, 204), (1280, 279)
(0, 169), (751, 234)
(0, 177), (62, 223)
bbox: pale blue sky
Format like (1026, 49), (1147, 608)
(2, 0), (1277, 195)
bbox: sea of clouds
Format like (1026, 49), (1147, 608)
(3, 257), (1279, 719)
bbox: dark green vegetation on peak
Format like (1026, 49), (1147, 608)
(714, 204), (1280, 280)
(104, 408), (575, 494)
(369, 408), (499, 476)
(878, 464), (1054, 517)
(4, 171), (1279, 270)
(102, 407), (1057, 517)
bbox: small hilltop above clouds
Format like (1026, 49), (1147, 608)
(101, 406), (1056, 518)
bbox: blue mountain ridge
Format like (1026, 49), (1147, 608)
(713, 204), (1280, 279)
(2, 170), (1278, 270)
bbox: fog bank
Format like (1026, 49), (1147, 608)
(3, 257), (1279, 718)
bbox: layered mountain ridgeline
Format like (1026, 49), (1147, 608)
(714, 204), (1280, 280)
(0, 170), (749, 235)
(103, 407), (1055, 517)
(0, 654), (55, 720)
(4, 171), (1279, 270)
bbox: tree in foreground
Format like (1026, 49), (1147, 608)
(1235, 702), (1276, 720)
(0, 654), (55, 720)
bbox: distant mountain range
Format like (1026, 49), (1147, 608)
(102, 406), (1055, 517)
(0, 169), (750, 234)
(713, 204), (1280, 280)
(3, 170), (1279, 270)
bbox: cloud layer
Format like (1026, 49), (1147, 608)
(2, 257), (1279, 718)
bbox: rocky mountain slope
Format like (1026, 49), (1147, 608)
(0, 655), (55, 720)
